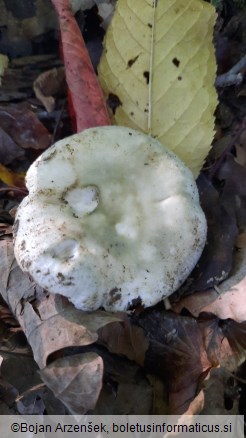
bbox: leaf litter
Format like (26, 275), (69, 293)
(0, 0), (245, 417)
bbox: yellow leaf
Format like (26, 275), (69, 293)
(0, 164), (25, 189)
(98, 0), (218, 176)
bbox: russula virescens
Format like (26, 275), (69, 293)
(13, 126), (207, 311)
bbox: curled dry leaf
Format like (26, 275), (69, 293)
(199, 316), (244, 371)
(40, 353), (103, 414)
(33, 67), (65, 112)
(0, 240), (120, 411)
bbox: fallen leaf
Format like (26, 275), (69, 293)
(136, 309), (244, 414)
(0, 223), (13, 238)
(0, 127), (25, 165)
(137, 310), (212, 414)
(0, 376), (19, 414)
(0, 104), (51, 150)
(0, 164), (25, 189)
(218, 154), (246, 231)
(98, 313), (149, 366)
(172, 174), (238, 297)
(93, 346), (153, 414)
(146, 375), (169, 414)
(194, 288), (246, 322)
(40, 353), (103, 414)
(2, 261), (120, 368)
(0, 240), (120, 412)
(33, 67), (65, 112)
(98, 0), (218, 176)
(199, 316), (244, 370)
(201, 368), (240, 414)
(51, 0), (110, 131)
(172, 233), (246, 323)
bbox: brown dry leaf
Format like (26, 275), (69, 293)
(0, 104), (51, 150)
(201, 368), (240, 415)
(235, 144), (246, 168)
(3, 276), (119, 369)
(93, 347), (153, 414)
(174, 174), (238, 296)
(137, 310), (212, 414)
(191, 288), (246, 322)
(0, 376), (19, 414)
(0, 240), (120, 412)
(209, 134), (233, 162)
(136, 309), (244, 414)
(40, 353), (103, 414)
(21, 293), (119, 369)
(33, 67), (65, 112)
(0, 353), (40, 397)
(0, 350), (52, 415)
(0, 241), (120, 367)
(98, 313), (149, 366)
(172, 233), (246, 323)
(146, 375), (169, 414)
(181, 390), (205, 415)
(0, 223), (13, 238)
(218, 154), (246, 231)
(235, 127), (246, 167)
(0, 127), (25, 165)
(199, 316), (244, 371)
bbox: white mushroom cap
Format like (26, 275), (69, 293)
(13, 126), (206, 311)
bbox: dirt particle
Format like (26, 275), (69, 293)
(107, 93), (122, 115)
(12, 219), (19, 237)
(127, 54), (139, 68)
(57, 272), (65, 281)
(143, 71), (150, 84)
(109, 287), (122, 304)
(172, 57), (180, 67)
(20, 240), (26, 250)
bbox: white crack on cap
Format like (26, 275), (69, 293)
(13, 126), (207, 311)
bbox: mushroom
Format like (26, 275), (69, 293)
(13, 126), (206, 311)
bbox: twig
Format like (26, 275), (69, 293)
(0, 187), (28, 195)
(216, 54), (246, 88)
(50, 99), (66, 145)
(209, 116), (246, 180)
